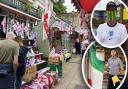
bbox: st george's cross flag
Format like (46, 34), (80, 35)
(42, 0), (51, 40)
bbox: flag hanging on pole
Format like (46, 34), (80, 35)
(42, 0), (51, 40)
(87, 45), (105, 89)
(44, 13), (49, 35)
(42, 13), (48, 40)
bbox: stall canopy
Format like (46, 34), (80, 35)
(79, 0), (100, 13)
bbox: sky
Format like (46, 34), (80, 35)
(63, 0), (77, 13)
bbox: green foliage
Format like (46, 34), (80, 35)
(22, 0), (31, 12)
(37, 7), (45, 18)
(53, 1), (67, 13)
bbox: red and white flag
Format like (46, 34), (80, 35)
(42, 13), (48, 40)
(42, 0), (51, 40)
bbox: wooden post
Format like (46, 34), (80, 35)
(120, 0), (124, 23)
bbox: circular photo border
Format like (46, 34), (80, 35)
(82, 41), (128, 89)
(90, 0), (128, 48)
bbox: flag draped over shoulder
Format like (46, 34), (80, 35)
(87, 45), (104, 89)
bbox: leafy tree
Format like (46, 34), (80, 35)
(53, 1), (67, 13)
(22, 0), (31, 12)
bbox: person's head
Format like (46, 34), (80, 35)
(6, 32), (16, 40)
(106, 1), (117, 27)
(76, 38), (79, 42)
(111, 49), (116, 57)
(14, 36), (23, 46)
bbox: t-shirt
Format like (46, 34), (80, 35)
(81, 40), (89, 50)
(96, 23), (127, 46)
(0, 39), (19, 64)
(108, 57), (123, 75)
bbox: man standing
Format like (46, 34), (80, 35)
(96, 1), (127, 46)
(75, 38), (81, 55)
(106, 49), (124, 89)
(0, 32), (19, 89)
(14, 36), (29, 89)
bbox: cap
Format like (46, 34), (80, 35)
(106, 1), (117, 10)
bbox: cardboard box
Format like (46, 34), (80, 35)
(27, 65), (37, 73)
(48, 56), (61, 65)
(22, 65), (37, 82)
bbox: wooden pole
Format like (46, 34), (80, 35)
(120, 0), (124, 23)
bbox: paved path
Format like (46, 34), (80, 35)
(52, 55), (89, 89)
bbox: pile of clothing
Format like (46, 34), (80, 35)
(21, 70), (58, 89)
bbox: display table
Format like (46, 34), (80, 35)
(22, 67), (50, 86)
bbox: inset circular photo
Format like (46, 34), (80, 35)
(91, 0), (128, 48)
(82, 42), (127, 89)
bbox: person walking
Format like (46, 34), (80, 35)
(0, 32), (19, 89)
(14, 36), (29, 89)
(75, 38), (81, 55)
(106, 49), (124, 89)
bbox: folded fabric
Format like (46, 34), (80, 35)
(112, 76), (120, 86)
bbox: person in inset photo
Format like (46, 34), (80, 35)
(96, 1), (127, 47)
(82, 42), (126, 89)
(106, 49), (124, 89)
